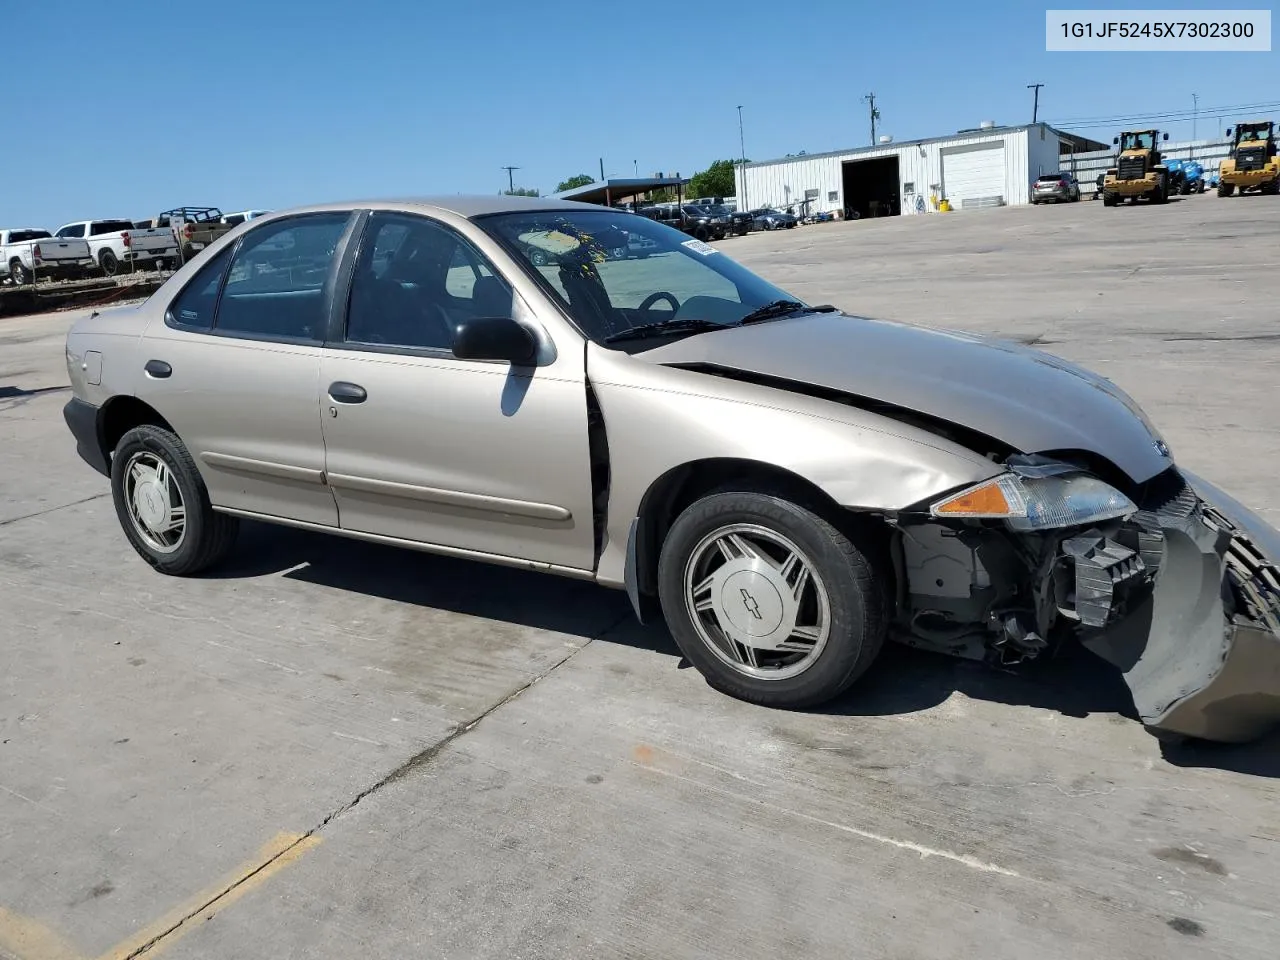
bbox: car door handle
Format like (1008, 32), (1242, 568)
(328, 381), (367, 404)
(144, 360), (172, 379)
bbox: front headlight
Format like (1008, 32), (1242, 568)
(930, 472), (1136, 531)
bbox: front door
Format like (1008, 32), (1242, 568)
(318, 211), (596, 572)
(139, 212), (355, 526)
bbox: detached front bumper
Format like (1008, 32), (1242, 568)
(1078, 470), (1280, 742)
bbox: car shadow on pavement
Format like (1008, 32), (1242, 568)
(212, 521), (653, 649)
(212, 521), (1280, 778)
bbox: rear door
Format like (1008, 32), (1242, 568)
(138, 212), (357, 525)
(317, 210), (596, 571)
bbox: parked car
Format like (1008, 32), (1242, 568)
(220, 209), (272, 227)
(641, 204), (728, 241)
(1, 228), (93, 284)
(59, 196), (1280, 745)
(696, 203), (752, 236)
(54, 219), (179, 276)
(749, 208), (797, 230)
(1032, 173), (1081, 203)
(141, 208), (235, 262)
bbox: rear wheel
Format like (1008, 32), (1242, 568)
(657, 490), (887, 709)
(110, 424), (239, 576)
(98, 249), (119, 276)
(1102, 192), (1117, 207)
(1218, 182), (1235, 197)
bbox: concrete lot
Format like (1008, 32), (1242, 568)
(3, 193), (1279, 960)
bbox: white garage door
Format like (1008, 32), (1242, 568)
(941, 142), (1007, 206)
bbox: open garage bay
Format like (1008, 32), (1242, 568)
(3, 193), (1279, 960)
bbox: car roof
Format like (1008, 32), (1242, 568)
(249, 195), (600, 221)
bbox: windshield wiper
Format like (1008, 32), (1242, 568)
(603, 317), (728, 344)
(737, 300), (837, 325)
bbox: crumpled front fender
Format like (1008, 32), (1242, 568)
(1082, 470), (1280, 743)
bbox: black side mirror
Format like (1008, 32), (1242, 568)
(1162, 132), (1169, 141)
(1225, 127), (1232, 137)
(452, 315), (537, 365)
(1112, 137), (1119, 145)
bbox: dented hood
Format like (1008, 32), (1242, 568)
(641, 312), (1172, 483)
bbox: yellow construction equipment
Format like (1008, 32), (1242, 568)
(1101, 130), (1172, 206)
(1217, 121), (1279, 197)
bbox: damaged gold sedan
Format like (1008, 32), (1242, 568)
(60, 198), (1280, 743)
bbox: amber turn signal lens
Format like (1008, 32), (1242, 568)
(931, 476), (1027, 519)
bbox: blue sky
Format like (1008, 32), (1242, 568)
(5, 0), (1276, 226)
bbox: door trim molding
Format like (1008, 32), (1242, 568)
(200, 451), (326, 485)
(324, 472), (572, 521)
(212, 506), (596, 580)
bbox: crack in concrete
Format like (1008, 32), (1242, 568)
(0, 493), (110, 528)
(123, 609), (630, 959)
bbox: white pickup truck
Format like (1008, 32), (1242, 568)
(54, 219), (179, 276)
(1, 228), (93, 284)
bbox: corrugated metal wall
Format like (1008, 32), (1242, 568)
(736, 129), (1034, 216)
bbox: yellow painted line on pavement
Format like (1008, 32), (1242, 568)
(0, 831), (320, 960)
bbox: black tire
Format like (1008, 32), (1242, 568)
(8, 258), (29, 285)
(1102, 192), (1117, 207)
(110, 424), (239, 576)
(694, 226), (710, 241)
(99, 249), (119, 276)
(1218, 182), (1234, 197)
(657, 490), (888, 709)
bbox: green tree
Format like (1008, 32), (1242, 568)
(502, 187), (541, 197)
(686, 159), (741, 199)
(556, 174), (594, 192)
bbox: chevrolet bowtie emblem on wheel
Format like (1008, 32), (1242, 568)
(740, 588), (763, 620)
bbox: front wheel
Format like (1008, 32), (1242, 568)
(1218, 182), (1235, 197)
(110, 424), (239, 576)
(8, 259), (29, 284)
(657, 491), (887, 708)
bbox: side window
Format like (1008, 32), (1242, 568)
(57, 224), (85, 239)
(345, 213), (512, 351)
(212, 213), (350, 341)
(165, 244), (235, 330)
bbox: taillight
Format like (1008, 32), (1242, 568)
(121, 231), (131, 248)
(1060, 179), (1069, 187)
(33, 244), (42, 259)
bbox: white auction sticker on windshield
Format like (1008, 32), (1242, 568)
(681, 238), (718, 256)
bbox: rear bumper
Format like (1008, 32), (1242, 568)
(1080, 471), (1280, 743)
(1105, 178), (1159, 196)
(1222, 167), (1279, 187)
(62, 398), (109, 476)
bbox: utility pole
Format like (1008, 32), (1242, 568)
(1027, 83), (1044, 124)
(862, 93), (879, 145)
(599, 157), (605, 181)
(737, 104), (748, 211)
(501, 165), (519, 193)
(1192, 93), (1199, 155)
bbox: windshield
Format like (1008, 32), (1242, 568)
(479, 209), (803, 345)
(1237, 126), (1269, 143)
(1121, 132), (1155, 151)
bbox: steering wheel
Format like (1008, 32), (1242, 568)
(638, 291), (680, 313)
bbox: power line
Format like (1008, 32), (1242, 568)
(1045, 99), (1280, 128)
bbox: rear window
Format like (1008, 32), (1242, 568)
(1037, 173), (1065, 182)
(91, 220), (136, 236)
(8, 230), (51, 243)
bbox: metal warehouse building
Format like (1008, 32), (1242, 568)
(735, 122), (1107, 219)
